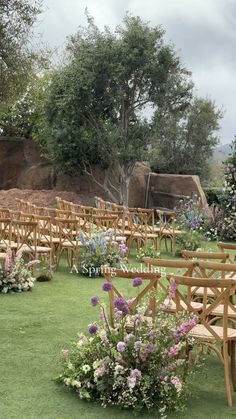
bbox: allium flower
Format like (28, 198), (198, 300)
(130, 368), (142, 379)
(124, 333), (134, 343)
(132, 277), (143, 287)
(88, 324), (98, 334)
(102, 282), (112, 292)
(90, 295), (99, 306)
(114, 297), (127, 310)
(117, 341), (126, 352)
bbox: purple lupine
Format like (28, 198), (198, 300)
(88, 324), (98, 334)
(102, 282), (112, 292)
(90, 295), (99, 306)
(117, 341), (126, 352)
(132, 277), (143, 287)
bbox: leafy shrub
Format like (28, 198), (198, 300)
(203, 187), (223, 206)
(59, 286), (200, 415)
(136, 245), (160, 262)
(176, 231), (203, 252)
(0, 249), (36, 293)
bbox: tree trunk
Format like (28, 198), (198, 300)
(119, 173), (130, 207)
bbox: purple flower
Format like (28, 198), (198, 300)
(173, 316), (198, 341)
(130, 368), (142, 379)
(132, 277), (143, 287)
(102, 282), (112, 292)
(88, 324), (98, 334)
(168, 345), (179, 357)
(146, 343), (154, 353)
(117, 341), (126, 352)
(114, 297), (127, 310)
(90, 295), (99, 306)
(124, 333), (134, 343)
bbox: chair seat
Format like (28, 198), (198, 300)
(189, 324), (236, 340)
(18, 244), (51, 253)
(115, 236), (127, 242)
(154, 227), (184, 236)
(225, 273), (236, 281)
(41, 236), (60, 244)
(191, 286), (222, 297)
(163, 298), (202, 312)
(59, 240), (83, 248)
(207, 304), (236, 318)
(0, 240), (18, 249)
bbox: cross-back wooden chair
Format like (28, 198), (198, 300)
(32, 215), (54, 266)
(103, 267), (161, 327)
(93, 214), (119, 233)
(71, 212), (93, 239)
(218, 242), (236, 264)
(155, 209), (184, 254)
(12, 220), (38, 259)
(167, 274), (236, 407)
(0, 218), (12, 251)
(127, 210), (158, 252)
(55, 196), (63, 210)
(55, 218), (80, 267)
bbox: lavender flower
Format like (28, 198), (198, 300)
(117, 341), (126, 352)
(90, 295), (99, 306)
(134, 340), (142, 350)
(88, 324), (98, 334)
(146, 343), (154, 353)
(132, 277), (143, 287)
(102, 282), (112, 292)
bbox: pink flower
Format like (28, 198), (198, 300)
(168, 345), (180, 357)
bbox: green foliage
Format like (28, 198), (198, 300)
(176, 231), (203, 252)
(151, 97), (223, 179)
(203, 187), (223, 206)
(0, 0), (45, 107)
(39, 14), (193, 203)
(136, 245), (160, 262)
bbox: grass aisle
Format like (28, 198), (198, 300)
(0, 248), (236, 418)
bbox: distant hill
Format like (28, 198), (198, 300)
(212, 143), (231, 163)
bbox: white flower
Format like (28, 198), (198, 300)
(71, 380), (81, 388)
(64, 378), (71, 386)
(82, 364), (91, 373)
(67, 362), (74, 370)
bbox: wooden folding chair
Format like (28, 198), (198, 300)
(103, 267), (161, 328)
(55, 218), (80, 267)
(167, 274), (236, 407)
(127, 210), (158, 252)
(12, 220), (38, 259)
(155, 209), (184, 254)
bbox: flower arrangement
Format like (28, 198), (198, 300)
(58, 281), (199, 416)
(79, 230), (128, 277)
(136, 244), (160, 262)
(35, 254), (53, 282)
(176, 230), (203, 253)
(0, 249), (36, 293)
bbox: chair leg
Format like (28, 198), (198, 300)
(231, 341), (236, 392)
(223, 342), (233, 407)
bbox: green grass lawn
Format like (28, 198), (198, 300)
(1, 242), (236, 419)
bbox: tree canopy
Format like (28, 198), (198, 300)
(151, 97), (223, 178)
(0, 0), (43, 108)
(42, 14), (193, 204)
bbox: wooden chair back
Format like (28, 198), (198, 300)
(156, 209), (176, 237)
(103, 267), (161, 326)
(0, 209), (10, 218)
(167, 274), (236, 341)
(0, 218), (12, 248)
(197, 260), (236, 280)
(55, 218), (79, 249)
(217, 242), (236, 263)
(12, 220), (38, 256)
(182, 250), (229, 263)
(33, 215), (52, 246)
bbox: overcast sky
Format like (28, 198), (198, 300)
(36, 0), (236, 145)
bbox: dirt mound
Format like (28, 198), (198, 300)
(0, 188), (87, 210)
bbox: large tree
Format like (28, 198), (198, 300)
(0, 0), (43, 108)
(150, 97), (223, 179)
(43, 14), (193, 205)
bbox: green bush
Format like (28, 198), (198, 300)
(203, 187), (223, 206)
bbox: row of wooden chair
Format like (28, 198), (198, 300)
(103, 249), (236, 407)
